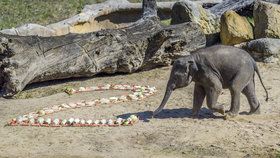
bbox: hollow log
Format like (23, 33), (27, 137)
(0, 0), (206, 97)
(209, 0), (255, 16)
(209, 0), (280, 17)
(0, 0), (223, 37)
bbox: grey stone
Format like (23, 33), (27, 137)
(254, 1), (280, 38)
(170, 0), (220, 46)
(247, 38), (280, 56)
(245, 38), (280, 63)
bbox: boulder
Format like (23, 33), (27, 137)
(171, 0), (220, 46)
(247, 38), (280, 56)
(170, 0), (267, 46)
(171, 0), (219, 35)
(254, 1), (280, 38)
(245, 38), (280, 63)
(220, 10), (253, 45)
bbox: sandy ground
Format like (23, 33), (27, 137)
(0, 63), (279, 158)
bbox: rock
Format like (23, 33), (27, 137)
(170, 0), (272, 46)
(244, 38), (280, 63)
(171, 0), (219, 35)
(247, 38), (280, 56)
(263, 56), (279, 63)
(254, 1), (280, 38)
(220, 10), (253, 45)
(171, 0), (220, 46)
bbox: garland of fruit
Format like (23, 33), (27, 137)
(7, 84), (157, 127)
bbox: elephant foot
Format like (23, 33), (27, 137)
(249, 105), (260, 115)
(192, 109), (200, 118)
(224, 111), (238, 120)
(192, 113), (200, 119)
(217, 108), (225, 115)
(213, 104), (225, 115)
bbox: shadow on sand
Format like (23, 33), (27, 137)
(117, 107), (225, 122)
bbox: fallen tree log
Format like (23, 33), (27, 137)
(0, 0), (206, 97)
(209, 0), (280, 16)
(208, 0), (255, 16)
(0, 0), (223, 37)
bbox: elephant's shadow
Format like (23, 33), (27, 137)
(117, 107), (225, 122)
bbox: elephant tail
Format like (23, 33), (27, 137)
(253, 61), (269, 101)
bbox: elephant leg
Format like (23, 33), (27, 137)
(192, 84), (206, 117)
(205, 78), (224, 115)
(227, 70), (251, 117)
(227, 89), (241, 117)
(242, 79), (260, 114)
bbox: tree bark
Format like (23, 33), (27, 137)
(209, 0), (280, 17)
(0, 0), (206, 97)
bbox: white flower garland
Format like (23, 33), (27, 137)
(7, 84), (157, 127)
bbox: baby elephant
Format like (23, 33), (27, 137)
(153, 45), (268, 118)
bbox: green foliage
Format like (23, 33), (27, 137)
(246, 16), (255, 27)
(0, 0), (176, 30)
(161, 19), (171, 26)
(63, 86), (74, 95)
(13, 87), (63, 99)
(276, 151), (280, 158)
(0, 0), (129, 29)
(0, 0), (99, 29)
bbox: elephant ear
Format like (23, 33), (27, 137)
(188, 60), (198, 75)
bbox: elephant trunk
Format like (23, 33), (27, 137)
(153, 80), (175, 116)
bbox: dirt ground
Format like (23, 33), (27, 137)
(0, 63), (279, 158)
